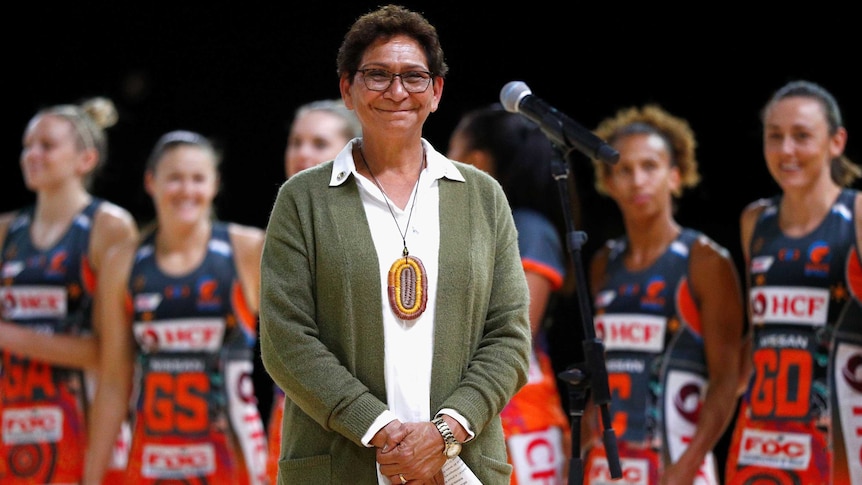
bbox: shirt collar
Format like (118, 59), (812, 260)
(330, 138), (465, 187)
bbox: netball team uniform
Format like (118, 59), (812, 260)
(726, 188), (861, 485)
(0, 200), (101, 484)
(584, 229), (720, 485)
(123, 222), (268, 485)
(501, 208), (571, 485)
(831, 250), (861, 485)
(266, 384), (285, 482)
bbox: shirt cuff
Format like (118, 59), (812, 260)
(361, 410), (400, 447)
(437, 408), (475, 442)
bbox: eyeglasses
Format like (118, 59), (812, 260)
(357, 68), (433, 93)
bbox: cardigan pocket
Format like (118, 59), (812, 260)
(279, 453), (331, 482)
(474, 452), (515, 484)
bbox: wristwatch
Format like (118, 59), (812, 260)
(431, 416), (462, 458)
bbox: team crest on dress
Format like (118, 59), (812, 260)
(640, 276), (666, 309)
(804, 241), (831, 277)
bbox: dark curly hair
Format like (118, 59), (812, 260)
(593, 104), (700, 197)
(336, 5), (448, 80)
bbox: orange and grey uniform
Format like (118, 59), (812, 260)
(727, 189), (860, 485)
(502, 208), (571, 485)
(831, 255), (861, 485)
(585, 229), (719, 485)
(0, 200), (101, 484)
(123, 222), (267, 485)
(266, 384), (285, 483)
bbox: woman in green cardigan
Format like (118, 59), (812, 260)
(259, 5), (531, 485)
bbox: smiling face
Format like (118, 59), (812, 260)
(284, 110), (353, 178)
(762, 96), (845, 193)
(340, 34), (442, 140)
(145, 144), (219, 225)
(604, 132), (680, 220)
(20, 114), (95, 192)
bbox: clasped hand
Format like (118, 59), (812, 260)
(373, 420), (446, 485)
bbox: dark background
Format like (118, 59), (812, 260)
(7, 3), (860, 238)
(5, 1), (860, 470)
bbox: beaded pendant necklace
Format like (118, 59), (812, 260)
(358, 144), (428, 320)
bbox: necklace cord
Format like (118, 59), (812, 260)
(358, 144), (424, 260)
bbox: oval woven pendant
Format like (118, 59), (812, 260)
(387, 255), (428, 320)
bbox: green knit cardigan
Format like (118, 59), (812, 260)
(260, 157), (531, 484)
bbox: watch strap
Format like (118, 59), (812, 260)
(432, 415), (458, 447)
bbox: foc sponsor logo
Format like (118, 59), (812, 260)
(749, 286), (829, 325)
(2, 406), (63, 444)
(589, 456), (649, 485)
(738, 428), (811, 470)
(142, 443), (215, 478)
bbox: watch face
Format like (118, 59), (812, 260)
(446, 442), (462, 458)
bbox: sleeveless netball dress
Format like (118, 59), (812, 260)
(584, 228), (719, 485)
(501, 208), (571, 485)
(831, 245), (861, 485)
(0, 200), (101, 484)
(266, 383), (285, 482)
(123, 222), (268, 484)
(726, 188), (860, 485)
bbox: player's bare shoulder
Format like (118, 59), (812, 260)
(0, 210), (17, 243)
(227, 222), (265, 248)
(693, 232), (731, 260)
(740, 197), (771, 225)
(94, 200), (138, 236)
(227, 222), (265, 269)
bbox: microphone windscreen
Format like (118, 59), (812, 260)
(499, 81), (531, 113)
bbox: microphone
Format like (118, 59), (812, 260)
(500, 81), (619, 165)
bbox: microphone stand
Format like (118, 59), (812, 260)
(549, 147), (621, 485)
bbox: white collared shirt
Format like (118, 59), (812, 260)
(329, 138), (466, 431)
